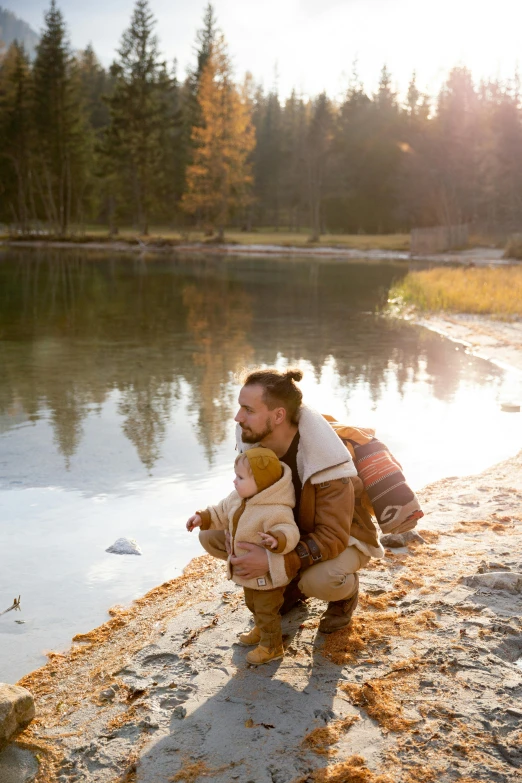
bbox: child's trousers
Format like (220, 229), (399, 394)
(243, 586), (285, 649)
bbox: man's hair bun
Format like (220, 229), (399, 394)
(285, 369), (303, 383)
(242, 367), (304, 424)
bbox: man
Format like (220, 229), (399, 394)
(199, 367), (384, 633)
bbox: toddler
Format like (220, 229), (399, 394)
(186, 447), (299, 665)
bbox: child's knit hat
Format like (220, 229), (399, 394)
(240, 447), (283, 493)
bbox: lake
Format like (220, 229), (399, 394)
(1, 248), (521, 683)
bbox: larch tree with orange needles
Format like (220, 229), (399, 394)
(182, 35), (255, 238)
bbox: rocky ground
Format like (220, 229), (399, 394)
(1, 444), (520, 783)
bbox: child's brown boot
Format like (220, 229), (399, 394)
(238, 626), (261, 646)
(246, 644), (284, 665)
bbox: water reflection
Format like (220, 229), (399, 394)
(2, 249), (522, 683)
(0, 250), (502, 473)
(182, 280), (253, 460)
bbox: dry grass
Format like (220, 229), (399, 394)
(451, 516), (517, 535)
(341, 662), (421, 733)
(225, 232), (410, 251)
(169, 761), (234, 781)
(416, 529), (440, 544)
(391, 266), (522, 318)
(105, 704), (143, 732)
(324, 542), (449, 666)
(504, 234), (522, 260)
(293, 755), (394, 783)
(402, 769), (437, 783)
(322, 608), (438, 666)
(359, 590), (406, 610)
(15, 556), (223, 783)
(303, 716), (360, 755)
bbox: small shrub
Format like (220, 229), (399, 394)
(504, 234), (522, 260)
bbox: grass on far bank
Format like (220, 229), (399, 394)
(214, 230), (411, 251)
(390, 266), (522, 319)
(3, 224), (411, 252)
(504, 234), (522, 260)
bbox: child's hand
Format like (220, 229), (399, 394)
(258, 532), (278, 550)
(186, 513), (202, 532)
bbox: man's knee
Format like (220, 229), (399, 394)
(198, 529), (228, 561)
(298, 546), (370, 602)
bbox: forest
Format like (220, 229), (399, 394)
(1, 0), (522, 238)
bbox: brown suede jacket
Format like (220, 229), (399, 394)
(236, 405), (383, 583)
(283, 474), (380, 580)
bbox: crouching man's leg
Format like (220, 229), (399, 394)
(297, 545), (370, 633)
(198, 529), (228, 561)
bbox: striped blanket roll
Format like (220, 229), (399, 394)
(324, 417), (424, 535)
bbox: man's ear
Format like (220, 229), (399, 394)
(273, 406), (287, 425)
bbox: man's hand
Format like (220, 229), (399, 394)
(186, 513), (202, 532)
(230, 542), (269, 579)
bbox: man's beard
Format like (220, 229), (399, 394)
(240, 417), (273, 444)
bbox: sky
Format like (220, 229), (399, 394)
(5, 0), (522, 99)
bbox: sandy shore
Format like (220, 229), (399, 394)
(410, 313), (522, 375)
(0, 239), (514, 265)
(2, 313), (521, 783)
(4, 450), (521, 783)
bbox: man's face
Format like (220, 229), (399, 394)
(235, 384), (276, 444)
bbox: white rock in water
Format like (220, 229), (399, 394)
(0, 683), (35, 749)
(106, 538), (142, 556)
(463, 572), (522, 594)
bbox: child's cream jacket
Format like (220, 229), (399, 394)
(198, 464), (299, 590)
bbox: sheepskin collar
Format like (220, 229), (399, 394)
(236, 405), (356, 486)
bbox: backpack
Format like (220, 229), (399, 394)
(323, 415), (424, 535)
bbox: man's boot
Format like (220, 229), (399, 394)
(318, 575), (359, 634)
(280, 578), (307, 615)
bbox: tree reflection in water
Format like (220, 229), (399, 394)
(0, 250), (502, 469)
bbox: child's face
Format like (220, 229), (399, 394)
(233, 463), (258, 499)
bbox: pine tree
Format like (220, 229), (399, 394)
(183, 2), (219, 135)
(406, 72), (421, 117)
(77, 44), (111, 132)
(0, 41), (33, 230)
(327, 62), (371, 232)
(434, 67), (480, 224)
(32, 0), (91, 234)
(194, 3), (218, 85)
(360, 64), (402, 232)
(102, 0), (175, 234)
(395, 72), (433, 229)
(280, 91), (308, 230)
(306, 93), (334, 240)
(475, 79), (522, 230)
(252, 88), (283, 227)
(178, 3), (219, 212)
(182, 35), (255, 237)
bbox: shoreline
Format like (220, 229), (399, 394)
(0, 238), (515, 265)
(2, 297), (522, 782)
(408, 311), (522, 375)
(6, 448), (522, 783)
